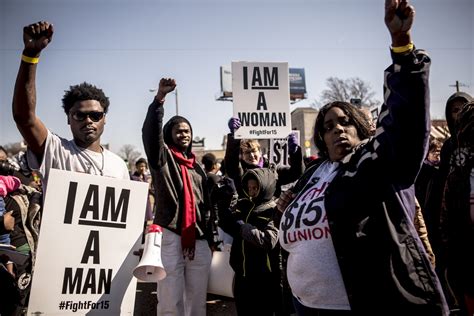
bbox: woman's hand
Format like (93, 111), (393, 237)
(276, 190), (295, 213)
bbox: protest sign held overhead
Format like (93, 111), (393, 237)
(270, 130), (300, 168)
(232, 62), (291, 139)
(28, 169), (148, 315)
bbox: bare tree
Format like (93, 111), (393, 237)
(320, 77), (379, 108)
(3, 142), (27, 156)
(118, 144), (141, 170)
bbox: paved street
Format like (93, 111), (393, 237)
(134, 282), (236, 316)
(206, 294), (237, 316)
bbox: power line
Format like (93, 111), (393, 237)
(449, 80), (469, 92)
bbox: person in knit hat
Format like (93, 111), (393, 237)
(142, 78), (217, 316)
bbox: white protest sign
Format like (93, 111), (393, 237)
(28, 169), (149, 315)
(269, 130), (300, 167)
(232, 62), (291, 139)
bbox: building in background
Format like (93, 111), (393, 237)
(291, 107), (318, 157)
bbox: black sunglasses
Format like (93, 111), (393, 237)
(71, 111), (105, 122)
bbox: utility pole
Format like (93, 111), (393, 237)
(174, 87), (179, 116)
(449, 80), (468, 92)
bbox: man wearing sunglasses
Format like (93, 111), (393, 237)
(12, 21), (130, 190)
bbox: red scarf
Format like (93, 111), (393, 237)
(170, 146), (196, 260)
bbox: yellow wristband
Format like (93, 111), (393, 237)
(391, 42), (414, 54)
(21, 55), (39, 64)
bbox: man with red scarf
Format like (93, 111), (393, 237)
(142, 78), (217, 316)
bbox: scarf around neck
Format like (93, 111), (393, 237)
(170, 146), (197, 260)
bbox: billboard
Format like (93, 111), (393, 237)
(220, 65), (232, 98)
(289, 68), (307, 100)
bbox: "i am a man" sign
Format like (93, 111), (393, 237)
(28, 169), (149, 315)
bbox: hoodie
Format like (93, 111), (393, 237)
(142, 99), (216, 244)
(445, 92), (473, 135)
(441, 92), (473, 171)
(219, 168), (279, 277)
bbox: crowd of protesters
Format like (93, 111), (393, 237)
(1, 0), (473, 316)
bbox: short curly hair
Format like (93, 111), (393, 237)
(62, 82), (110, 115)
(313, 101), (372, 159)
(201, 153), (217, 172)
(428, 138), (442, 153)
(240, 139), (260, 154)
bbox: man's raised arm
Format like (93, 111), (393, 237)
(12, 21), (53, 159)
(142, 78), (177, 168)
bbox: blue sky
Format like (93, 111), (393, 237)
(1, 0), (472, 156)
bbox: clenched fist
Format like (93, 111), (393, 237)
(156, 78), (177, 102)
(23, 21), (54, 57)
(385, 0), (415, 47)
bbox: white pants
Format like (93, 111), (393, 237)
(157, 229), (212, 316)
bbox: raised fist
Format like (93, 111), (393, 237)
(228, 117), (241, 134)
(23, 21), (54, 57)
(156, 78), (176, 101)
(287, 132), (299, 154)
(385, 0), (415, 46)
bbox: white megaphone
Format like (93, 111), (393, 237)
(133, 224), (166, 282)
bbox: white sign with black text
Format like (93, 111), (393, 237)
(28, 169), (148, 315)
(270, 131), (300, 167)
(232, 61), (291, 139)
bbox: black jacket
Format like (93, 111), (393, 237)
(219, 168), (279, 277)
(142, 100), (216, 244)
(279, 49), (448, 315)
